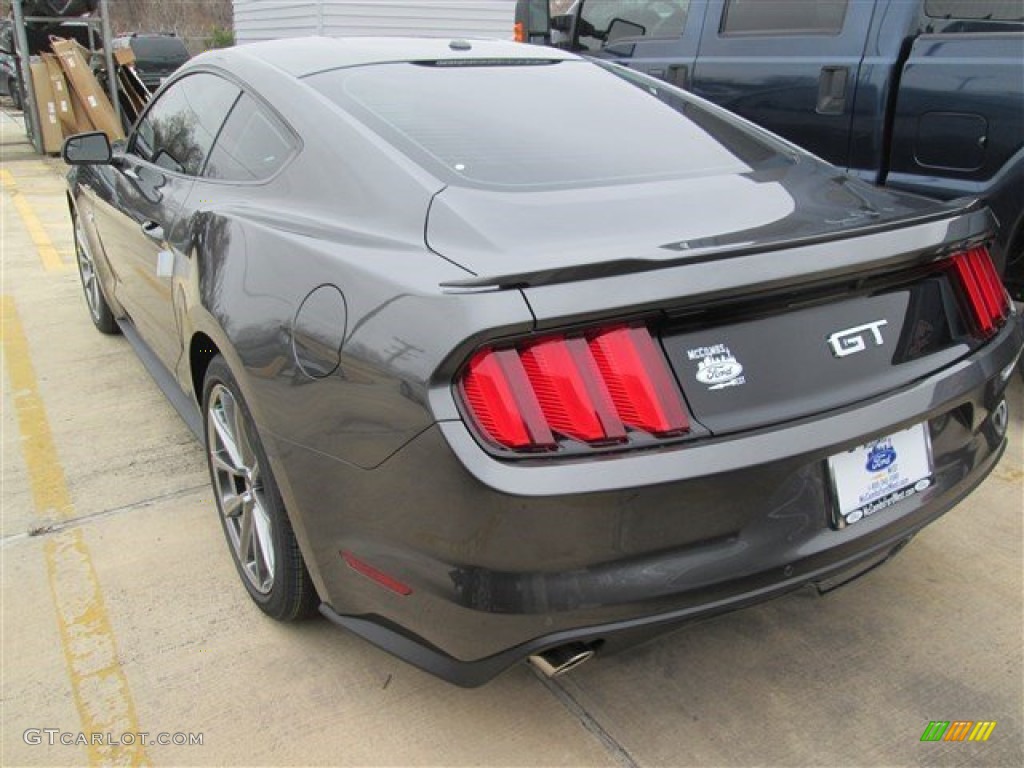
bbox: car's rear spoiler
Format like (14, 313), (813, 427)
(439, 200), (990, 292)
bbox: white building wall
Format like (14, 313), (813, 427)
(233, 1), (519, 44)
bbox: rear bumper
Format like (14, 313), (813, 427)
(318, 447), (993, 688)
(271, 315), (1023, 685)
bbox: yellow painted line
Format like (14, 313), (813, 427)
(0, 168), (72, 273)
(1, 295), (73, 520)
(46, 532), (149, 766)
(1, 295), (149, 766)
(30, 200), (76, 209)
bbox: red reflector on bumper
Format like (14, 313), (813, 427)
(341, 551), (413, 596)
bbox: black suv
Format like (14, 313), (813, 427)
(113, 33), (190, 91)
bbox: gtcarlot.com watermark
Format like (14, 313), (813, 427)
(24, 729), (203, 747)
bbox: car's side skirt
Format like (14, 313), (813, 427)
(117, 317), (203, 440)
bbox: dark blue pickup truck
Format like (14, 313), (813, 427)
(530, 0), (1024, 298)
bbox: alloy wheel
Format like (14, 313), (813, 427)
(75, 219), (104, 324)
(207, 384), (276, 594)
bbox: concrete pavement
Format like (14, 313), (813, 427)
(1, 102), (1022, 767)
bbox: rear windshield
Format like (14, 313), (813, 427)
(306, 60), (790, 190)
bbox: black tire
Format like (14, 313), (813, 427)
(72, 211), (120, 335)
(203, 356), (319, 621)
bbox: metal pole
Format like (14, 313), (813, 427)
(98, 0), (121, 130)
(10, 0), (42, 153)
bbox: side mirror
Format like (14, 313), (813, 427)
(550, 14), (574, 32)
(62, 131), (112, 166)
(607, 18), (646, 44)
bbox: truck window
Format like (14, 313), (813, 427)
(925, 1), (1024, 21)
(577, 1), (690, 51)
(720, 0), (848, 36)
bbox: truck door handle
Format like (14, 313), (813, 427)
(647, 65), (688, 89)
(668, 64), (689, 89)
(141, 221), (164, 242)
(817, 66), (849, 115)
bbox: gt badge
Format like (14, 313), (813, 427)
(827, 319), (888, 358)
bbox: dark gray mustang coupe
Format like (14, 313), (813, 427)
(64, 37), (1022, 686)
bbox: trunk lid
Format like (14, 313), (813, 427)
(428, 169), (995, 438)
(426, 161), (954, 289)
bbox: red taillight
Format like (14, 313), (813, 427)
(948, 246), (1009, 338)
(462, 348), (554, 450)
(521, 336), (628, 443)
(459, 325), (689, 452)
(588, 326), (690, 436)
(513, 21), (525, 42)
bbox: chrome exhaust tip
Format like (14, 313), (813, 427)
(528, 643), (595, 678)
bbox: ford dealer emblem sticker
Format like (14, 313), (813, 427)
(688, 343), (746, 390)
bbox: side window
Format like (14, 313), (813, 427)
(203, 94), (295, 182)
(925, 1), (1023, 21)
(721, 0), (848, 36)
(577, 1), (690, 51)
(132, 73), (240, 176)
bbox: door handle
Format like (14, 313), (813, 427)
(141, 221), (165, 242)
(647, 65), (689, 89)
(667, 64), (689, 89)
(817, 66), (849, 115)
(123, 167), (141, 181)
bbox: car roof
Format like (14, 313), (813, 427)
(224, 36), (578, 78)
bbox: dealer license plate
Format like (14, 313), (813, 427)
(827, 423), (933, 528)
